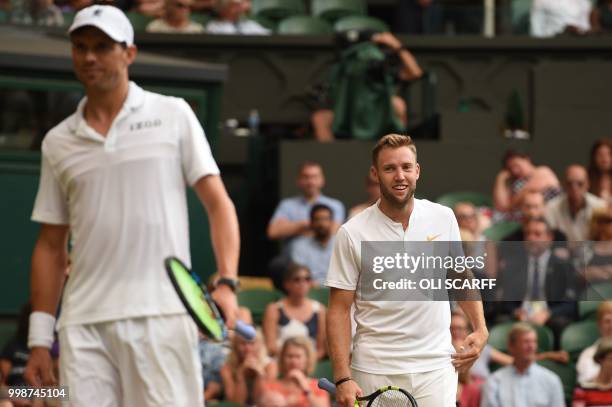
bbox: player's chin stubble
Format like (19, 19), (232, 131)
(380, 185), (415, 209)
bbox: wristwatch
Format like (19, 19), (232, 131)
(215, 277), (240, 292)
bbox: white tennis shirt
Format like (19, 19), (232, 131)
(325, 199), (461, 374)
(32, 82), (220, 329)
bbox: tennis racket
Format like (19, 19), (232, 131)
(165, 256), (255, 342)
(318, 378), (418, 407)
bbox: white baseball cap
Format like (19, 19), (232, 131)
(68, 5), (134, 46)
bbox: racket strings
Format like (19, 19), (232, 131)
(368, 389), (416, 407)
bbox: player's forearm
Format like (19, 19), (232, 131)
(30, 242), (67, 315)
(457, 300), (488, 335)
(327, 305), (352, 380)
(208, 196), (240, 279)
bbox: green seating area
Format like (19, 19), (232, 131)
(238, 288), (283, 325)
(436, 191), (493, 209)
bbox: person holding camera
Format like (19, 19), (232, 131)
(311, 32), (423, 142)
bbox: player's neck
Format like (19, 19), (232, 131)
(378, 197), (414, 230)
(84, 80), (130, 134)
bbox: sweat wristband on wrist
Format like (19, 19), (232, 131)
(335, 376), (352, 387)
(28, 311), (56, 349)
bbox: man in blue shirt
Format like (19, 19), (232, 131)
(482, 323), (565, 406)
(290, 204), (335, 285)
(267, 161), (345, 250)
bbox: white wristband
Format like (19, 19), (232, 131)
(28, 311), (56, 349)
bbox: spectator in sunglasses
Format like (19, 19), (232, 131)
(263, 264), (327, 360)
(146, 0), (205, 33)
(545, 164), (606, 242)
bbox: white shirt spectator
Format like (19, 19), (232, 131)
(146, 19), (205, 33)
(206, 19), (270, 35)
(577, 339), (600, 385)
(531, 0), (592, 37)
(545, 192), (606, 241)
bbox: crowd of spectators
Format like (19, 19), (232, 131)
(3, 0), (612, 36)
(1, 137), (609, 406)
(252, 136), (610, 406)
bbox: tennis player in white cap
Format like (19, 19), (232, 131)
(24, 5), (240, 406)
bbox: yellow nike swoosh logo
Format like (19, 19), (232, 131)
(427, 234), (441, 241)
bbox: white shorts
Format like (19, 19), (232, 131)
(352, 365), (457, 407)
(59, 314), (203, 407)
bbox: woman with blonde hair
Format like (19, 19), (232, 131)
(220, 329), (277, 405)
(261, 336), (329, 407)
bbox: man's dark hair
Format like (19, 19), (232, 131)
(282, 263), (311, 282)
(502, 149), (531, 168)
(310, 203), (333, 220)
(524, 216), (553, 234)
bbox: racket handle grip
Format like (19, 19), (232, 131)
(235, 320), (256, 340)
(318, 378), (336, 395)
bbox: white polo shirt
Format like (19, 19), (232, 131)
(32, 82), (220, 329)
(325, 198), (461, 374)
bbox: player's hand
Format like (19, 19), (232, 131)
(211, 284), (239, 329)
(24, 347), (56, 387)
(452, 329), (488, 373)
(336, 379), (362, 407)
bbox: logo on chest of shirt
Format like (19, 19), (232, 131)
(129, 119), (162, 132)
(426, 234), (441, 241)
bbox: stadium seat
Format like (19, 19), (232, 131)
(191, 13), (211, 27)
(488, 321), (554, 353)
(333, 15), (389, 33)
(308, 286), (330, 307)
(238, 288), (283, 325)
(537, 359), (576, 404)
(482, 221), (521, 241)
(312, 0), (366, 22)
(561, 320), (599, 361)
(126, 12), (154, 32)
(251, 15), (277, 31)
(252, 0), (305, 21)
(0, 318), (17, 350)
(313, 358), (333, 379)
(0, 10), (7, 23)
(277, 15), (333, 35)
(62, 11), (75, 28)
(583, 281), (612, 301)
(579, 301), (600, 320)
(436, 191), (493, 209)
(511, 0), (531, 34)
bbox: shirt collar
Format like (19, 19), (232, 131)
(69, 82), (145, 136)
(512, 363), (535, 376)
(374, 198), (418, 228)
